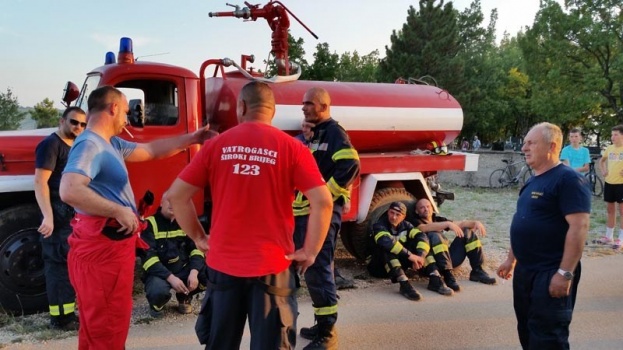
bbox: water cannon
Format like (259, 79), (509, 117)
(208, 3), (252, 19)
(209, 1), (318, 76)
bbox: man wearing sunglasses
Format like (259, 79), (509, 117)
(34, 106), (87, 331)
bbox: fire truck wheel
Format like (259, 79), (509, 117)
(0, 203), (47, 315)
(340, 188), (416, 261)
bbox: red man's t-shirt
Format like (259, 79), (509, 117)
(179, 122), (325, 277)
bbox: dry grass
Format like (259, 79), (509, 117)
(335, 185), (613, 284)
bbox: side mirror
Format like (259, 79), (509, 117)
(128, 99), (145, 128)
(61, 82), (80, 107)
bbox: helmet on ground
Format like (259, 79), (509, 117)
(426, 141), (448, 155)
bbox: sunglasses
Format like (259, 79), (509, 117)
(68, 119), (87, 128)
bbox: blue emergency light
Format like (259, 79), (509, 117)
(104, 52), (116, 65)
(117, 37), (135, 64)
(119, 37), (133, 53)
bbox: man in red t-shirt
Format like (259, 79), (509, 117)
(167, 81), (333, 350)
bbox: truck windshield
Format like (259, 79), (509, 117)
(75, 75), (101, 111)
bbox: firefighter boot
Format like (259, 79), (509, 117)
(49, 313), (79, 331)
(334, 268), (355, 290)
(427, 273), (454, 296)
(399, 280), (422, 301)
(300, 323), (318, 340)
(303, 316), (338, 350)
(443, 269), (461, 292)
(470, 266), (497, 285)
(177, 298), (193, 314)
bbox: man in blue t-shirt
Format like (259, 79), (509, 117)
(560, 128), (590, 175)
(497, 122), (591, 350)
(60, 86), (216, 349)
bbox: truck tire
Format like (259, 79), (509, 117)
(340, 188), (416, 261)
(0, 204), (47, 315)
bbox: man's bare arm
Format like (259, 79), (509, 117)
(167, 178), (208, 252)
(559, 212), (589, 272)
(286, 185), (333, 273)
(549, 212), (589, 298)
(577, 162), (589, 173)
(599, 155), (608, 177)
(125, 126), (217, 162)
(60, 172), (138, 234)
(417, 221), (464, 238)
(455, 220), (487, 237)
(497, 246), (516, 280)
(34, 168), (54, 237)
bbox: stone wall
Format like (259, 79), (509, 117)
(438, 150), (526, 187)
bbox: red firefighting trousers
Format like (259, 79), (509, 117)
(68, 214), (137, 350)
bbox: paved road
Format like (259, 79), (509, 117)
(9, 254), (623, 349)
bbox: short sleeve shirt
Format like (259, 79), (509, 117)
(510, 164), (591, 270)
(603, 144), (623, 184)
(63, 130), (138, 213)
(560, 145), (590, 175)
(178, 122), (325, 277)
(35, 133), (70, 192)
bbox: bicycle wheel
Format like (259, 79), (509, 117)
(489, 169), (512, 188)
(585, 173), (604, 197)
(521, 167), (535, 186)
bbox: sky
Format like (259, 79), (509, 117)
(0, 0), (551, 108)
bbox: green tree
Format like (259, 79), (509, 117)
(377, 0), (464, 94)
(306, 42), (340, 81)
(521, 0), (622, 145)
(31, 98), (60, 128)
(454, 0), (502, 143)
(0, 88), (26, 131)
(336, 50), (380, 82)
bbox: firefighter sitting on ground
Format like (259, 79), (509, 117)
(409, 198), (497, 292)
(367, 202), (454, 301)
(139, 193), (207, 317)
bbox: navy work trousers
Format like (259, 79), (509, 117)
(195, 266), (298, 350)
(144, 264), (207, 309)
(512, 262), (581, 350)
(41, 199), (76, 318)
(293, 202), (343, 325)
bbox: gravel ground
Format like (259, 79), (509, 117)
(0, 185), (612, 348)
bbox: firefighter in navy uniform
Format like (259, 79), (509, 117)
(367, 202), (454, 299)
(294, 87), (360, 350)
(410, 198), (497, 292)
(139, 194), (207, 317)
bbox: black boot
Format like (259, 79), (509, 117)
(470, 266), (497, 285)
(334, 268), (355, 290)
(303, 316), (338, 350)
(427, 273), (454, 296)
(300, 323), (318, 340)
(399, 280), (422, 301)
(443, 269), (461, 292)
(49, 313), (79, 331)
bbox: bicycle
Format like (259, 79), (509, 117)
(489, 156), (534, 188)
(585, 157), (603, 196)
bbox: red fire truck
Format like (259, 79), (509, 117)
(0, 1), (477, 314)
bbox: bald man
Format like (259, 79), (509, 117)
(293, 87), (360, 350)
(168, 81), (333, 349)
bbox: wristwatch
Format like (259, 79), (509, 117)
(557, 268), (574, 280)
